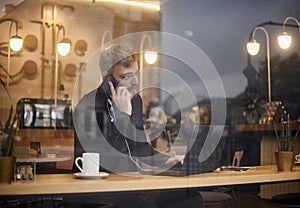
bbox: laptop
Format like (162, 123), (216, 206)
(140, 125), (227, 176)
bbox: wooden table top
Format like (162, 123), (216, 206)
(1, 165), (300, 196)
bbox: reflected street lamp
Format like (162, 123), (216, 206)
(246, 26), (272, 103)
(144, 51), (158, 64)
(139, 35), (158, 94)
(277, 16), (300, 49)
(101, 30), (112, 47)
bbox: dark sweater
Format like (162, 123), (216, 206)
(73, 83), (169, 173)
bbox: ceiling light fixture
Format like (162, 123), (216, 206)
(97, 0), (160, 11)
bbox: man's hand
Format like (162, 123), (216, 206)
(109, 81), (132, 115)
(165, 157), (181, 167)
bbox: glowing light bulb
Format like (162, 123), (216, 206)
(247, 41), (260, 56)
(57, 38), (71, 56)
(9, 35), (23, 51)
(144, 51), (157, 64)
(277, 32), (291, 49)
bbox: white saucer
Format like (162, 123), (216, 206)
(294, 161), (300, 165)
(73, 172), (109, 179)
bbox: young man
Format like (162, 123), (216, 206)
(73, 44), (204, 208)
(74, 44), (177, 172)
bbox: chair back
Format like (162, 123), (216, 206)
(232, 150), (244, 166)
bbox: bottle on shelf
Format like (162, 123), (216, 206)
(15, 163), (21, 181)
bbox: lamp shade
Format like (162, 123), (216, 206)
(57, 38), (71, 56)
(144, 51), (157, 64)
(9, 35), (23, 51)
(247, 41), (260, 56)
(277, 32), (291, 49)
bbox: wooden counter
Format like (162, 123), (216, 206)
(13, 129), (74, 155)
(16, 155), (71, 163)
(17, 129), (74, 147)
(1, 165), (300, 196)
(235, 123), (300, 199)
(235, 123), (300, 132)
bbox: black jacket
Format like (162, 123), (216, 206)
(73, 83), (169, 173)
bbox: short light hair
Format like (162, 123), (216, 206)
(99, 44), (138, 73)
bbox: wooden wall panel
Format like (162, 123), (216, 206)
(14, 129), (74, 155)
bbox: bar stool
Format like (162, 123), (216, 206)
(198, 150), (243, 208)
(55, 150), (74, 173)
(271, 193), (300, 207)
(199, 191), (233, 208)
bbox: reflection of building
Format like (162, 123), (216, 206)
(242, 53), (300, 120)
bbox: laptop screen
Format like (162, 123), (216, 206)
(180, 125), (227, 175)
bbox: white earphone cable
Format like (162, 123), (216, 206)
(124, 139), (145, 171)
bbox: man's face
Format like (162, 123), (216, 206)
(111, 61), (139, 97)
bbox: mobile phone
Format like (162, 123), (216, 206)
(103, 74), (118, 98)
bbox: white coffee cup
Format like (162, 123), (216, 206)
(75, 153), (100, 175)
(295, 153), (300, 162)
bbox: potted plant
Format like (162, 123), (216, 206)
(274, 114), (300, 171)
(1, 105), (21, 156)
(0, 65), (21, 183)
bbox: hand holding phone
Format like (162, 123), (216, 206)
(108, 79), (132, 116)
(103, 74), (118, 97)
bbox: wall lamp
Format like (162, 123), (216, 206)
(246, 26), (272, 103)
(56, 25), (71, 56)
(277, 16), (300, 49)
(2, 18), (23, 52)
(0, 18), (23, 88)
(139, 35), (158, 93)
(54, 24), (71, 128)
